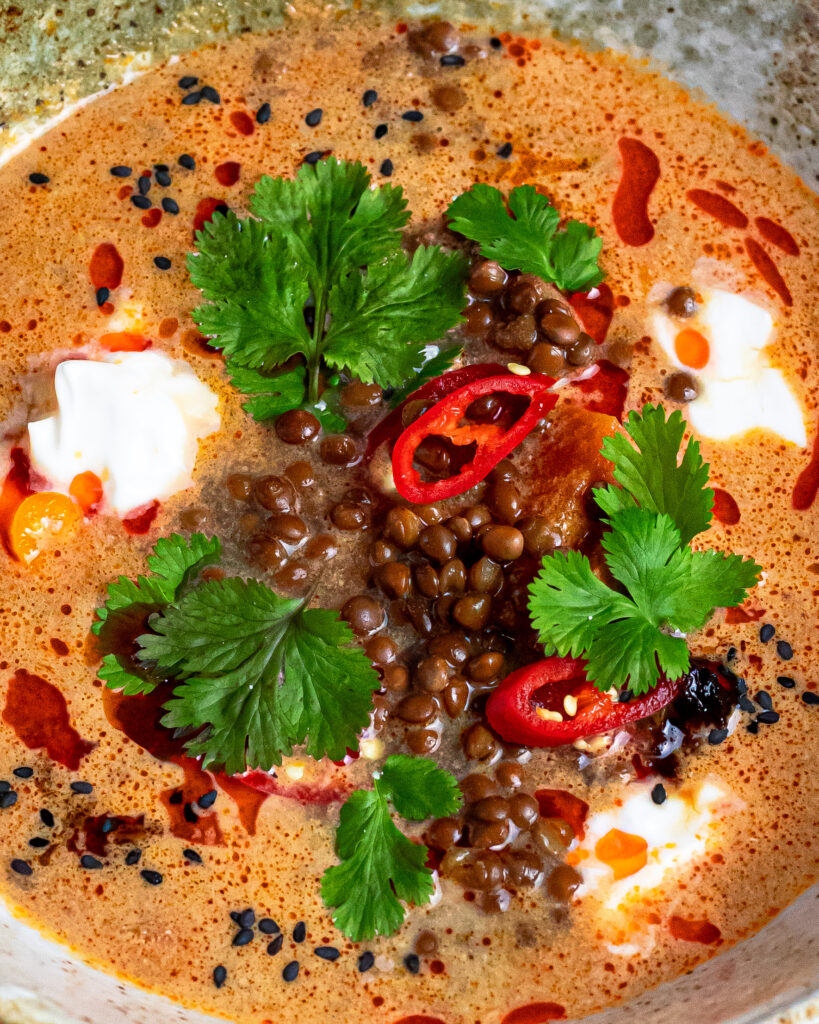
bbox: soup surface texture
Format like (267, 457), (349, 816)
(0, 11), (817, 1024)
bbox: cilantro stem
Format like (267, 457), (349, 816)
(308, 290), (328, 406)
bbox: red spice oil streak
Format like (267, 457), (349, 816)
(501, 1004), (567, 1024)
(229, 110), (255, 136)
(88, 242), (124, 290)
(569, 283), (614, 344)
(686, 189), (748, 229)
(569, 359), (629, 421)
(122, 500), (159, 534)
(754, 216), (799, 256)
(192, 196), (226, 236)
(744, 237), (792, 306)
(668, 916), (722, 945)
(534, 789), (589, 840)
(2, 669), (95, 770)
(793, 416), (819, 510)
(611, 138), (660, 246)
(67, 814), (146, 858)
(393, 1018), (447, 1024)
(0, 448), (34, 555)
(712, 488), (741, 525)
(725, 604), (766, 624)
(214, 161), (241, 186)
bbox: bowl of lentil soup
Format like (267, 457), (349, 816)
(0, 1), (817, 1023)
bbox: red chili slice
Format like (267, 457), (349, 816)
(485, 656), (684, 747)
(391, 373), (557, 503)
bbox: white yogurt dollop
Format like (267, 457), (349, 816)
(28, 351), (220, 514)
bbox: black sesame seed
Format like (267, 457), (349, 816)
(161, 197), (179, 215)
(708, 728), (728, 745)
(168, 790), (183, 805)
(80, 854), (103, 870)
(12, 767), (33, 779)
(28, 837), (48, 848)
(154, 256), (172, 271)
(755, 690), (773, 711)
(402, 110), (424, 122)
(746, 721), (759, 734)
(0, 781), (9, 793)
(29, 172), (49, 185)
(214, 203), (229, 217)
(101, 818), (115, 834)
(776, 640), (793, 661)
(757, 710), (780, 724)
(759, 623), (775, 643)
(238, 908), (255, 929)
(213, 965), (227, 989)
(0, 792), (18, 809)
(490, 36), (503, 48)
(650, 783), (666, 805)
(201, 86), (221, 104)
(777, 675), (796, 689)
(110, 165), (132, 177)
(362, 89), (378, 107)
(358, 951), (375, 972)
(178, 153), (196, 170)
(10, 859), (32, 876)
(267, 934), (284, 956)
(735, 676), (748, 695)
(404, 953), (420, 974)
(39, 809), (54, 827)
(738, 695), (756, 714)
(440, 54), (465, 66)
(156, 170), (172, 187)
(182, 91), (202, 106)
(497, 142), (513, 158)
(802, 692), (819, 706)
(282, 960), (300, 982)
(304, 151), (323, 165)
(258, 917), (279, 935)
(95, 287), (109, 306)
(229, 911), (242, 924)
(140, 869), (163, 885)
(380, 159), (394, 177)
(232, 928), (254, 947)
(256, 102), (271, 124)
(183, 848), (202, 864)
(125, 849), (142, 865)
(374, 123), (388, 140)
(305, 108), (323, 127)
(178, 75), (199, 89)
(198, 789), (218, 809)
(153, 163), (169, 172)
(130, 195), (151, 210)
(315, 946), (340, 961)
(293, 921), (306, 943)
(726, 646), (737, 661)
(137, 175), (151, 196)
(183, 802), (198, 822)
(618, 689), (633, 703)
(70, 781), (93, 794)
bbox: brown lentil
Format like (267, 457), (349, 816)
(462, 723), (498, 760)
(414, 563), (441, 598)
(438, 558), (467, 594)
(666, 284), (698, 318)
(481, 525), (524, 561)
(539, 311), (580, 347)
(384, 506), (422, 548)
(666, 370), (700, 403)
(418, 524), (457, 563)
(397, 693), (439, 724)
(330, 502), (369, 531)
(275, 408), (320, 445)
(225, 472), (254, 501)
(406, 727), (440, 755)
(453, 592), (491, 630)
(468, 556), (503, 594)
(414, 656), (451, 693)
(493, 314), (537, 352)
(340, 595), (385, 636)
(382, 664), (410, 692)
(303, 534), (338, 561)
(255, 475), (298, 513)
(528, 341), (567, 375)
(376, 561), (412, 598)
(468, 259), (507, 296)
(547, 864), (583, 902)
(320, 434), (359, 466)
(468, 651), (505, 682)
(441, 676), (469, 717)
(508, 793), (539, 828)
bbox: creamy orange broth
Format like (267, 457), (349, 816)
(0, 12), (817, 1024)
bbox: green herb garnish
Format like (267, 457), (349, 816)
(528, 405), (761, 694)
(447, 183), (604, 291)
(321, 755), (462, 941)
(188, 158), (468, 421)
(94, 536), (379, 774)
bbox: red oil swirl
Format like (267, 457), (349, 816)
(501, 1004), (567, 1024)
(2, 669), (95, 769)
(141, 208), (162, 228)
(214, 161), (241, 187)
(724, 604), (766, 624)
(0, 448), (35, 556)
(569, 283), (614, 344)
(193, 197), (227, 236)
(669, 916), (721, 944)
(393, 1018), (447, 1024)
(569, 360), (629, 421)
(534, 789), (589, 840)
(712, 488), (740, 525)
(67, 814), (146, 858)
(88, 243), (124, 291)
(98, 332), (151, 352)
(229, 111), (255, 136)
(686, 189), (748, 229)
(744, 237), (792, 306)
(611, 138), (660, 246)
(754, 217), (799, 256)
(122, 500), (159, 535)
(793, 416), (819, 510)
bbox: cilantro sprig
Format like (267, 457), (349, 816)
(528, 405), (761, 694)
(188, 159), (468, 423)
(321, 755), (462, 941)
(447, 183), (604, 291)
(94, 535), (379, 773)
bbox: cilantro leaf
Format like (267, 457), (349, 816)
(324, 247), (468, 387)
(595, 404), (713, 547)
(138, 577), (380, 774)
(583, 617), (690, 695)
(93, 533), (221, 696)
(225, 360), (307, 421)
(321, 756), (461, 941)
(188, 212), (311, 371)
(446, 183), (604, 291)
(377, 754), (463, 821)
(387, 344), (462, 408)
